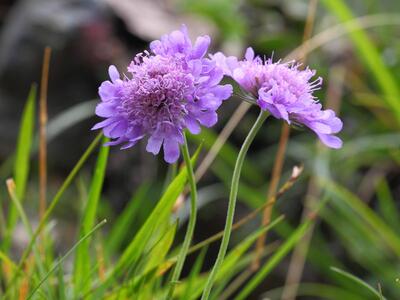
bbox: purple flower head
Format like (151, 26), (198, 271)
(93, 25), (233, 163)
(212, 47), (343, 149)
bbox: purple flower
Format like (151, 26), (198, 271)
(212, 47), (343, 148)
(93, 25), (232, 163)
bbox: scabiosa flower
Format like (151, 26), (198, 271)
(93, 26), (233, 163)
(212, 47), (343, 148)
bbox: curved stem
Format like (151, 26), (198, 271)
(166, 132), (198, 299)
(201, 110), (269, 300)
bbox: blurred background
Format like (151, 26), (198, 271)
(1, 0), (400, 299)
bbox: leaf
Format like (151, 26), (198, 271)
(376, 179), (400, 229)
(28, 220), (107, 300)
(4, 85), (36, 251)
(323, 179), (400, 257)
(88, 146), (202, 297)
(180, 247), (208, 300)
(143, 222), (177, 274)
(264, 283), (366, 300)
(321, 0), (400, 124)
(7, 133), (103, 291)
(73, 136), (109, 293)
(330, 267), (387, 300)
(174, 216), (285, 299)
(235, 219), (314, 300)
(106, 184), (151, 255)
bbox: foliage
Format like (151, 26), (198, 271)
(1, 0), (400, 299)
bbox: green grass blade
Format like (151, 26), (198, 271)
(114, 164), (190, 274)
(4, 85), (36, 251)
(57, 261), (66, 300)
(376, 179), (400, 229)
(173, 216), (285, 299)
(265, 283), (366, 300)
(235, 219), (314, 300)
(324, 179), (400, 257)
(5, 179), (52, 298)
(6, 133), (103, 291)
(180, 247), (208, 300)
(27, 219), (107, 300)
(73, 136), (109, 293)
(86, 146), (202, 298)
(321, 0), (400, 124)
(143, 222), (177, 275)
(330, 267), (386, 300)
(106, 184), (151, 255)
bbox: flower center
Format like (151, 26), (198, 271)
(121, 55), (195, 131)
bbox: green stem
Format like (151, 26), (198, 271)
(166, 132), (198, 299)
(201, 110), (268, 300)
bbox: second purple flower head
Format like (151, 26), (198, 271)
(93, 26), (233, 163)
(213, 48), (343, 148)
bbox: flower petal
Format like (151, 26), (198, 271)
(185, 116), (201, 134)
(146, 134), (163, 155)
(108, 65), (120, 83)
(163, 138), (180, 163)
(95, 103), (116, 118)
(245, 47), (255, 61)
(191, 35), (210, 59)
(317, 133), (343, 149)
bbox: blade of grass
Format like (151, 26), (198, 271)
(0, 250), (19, 277)
(6, 133), (103, 291)
(27, 219), (107, 300)
(323, 179), (400, 257)
(4, 85), (36, 252)
(74, 136), (109, 293)
(6, 179), (52, 298)
(235, 220), (313, 300)
(376, 179), (400, 229)
(180, 247), (208, 300)
(235, 197), (328, 300)
(330, 267), (386, 300)
(144, 222), (177, 275)
(106, 184), (151, 255)
(265, 283), (366, 300)
(176, 222), (281, 299)
(321, 0), (400, 124)
(57, 263), (66, 300)
(85, 146), (202, 298)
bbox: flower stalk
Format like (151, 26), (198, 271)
(166, 132), (198, 299)
(201, 110), (269, 300)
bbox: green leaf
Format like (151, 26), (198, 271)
(323, 179), (400, 257)
(330, 267), (386, 300)
(7, 133), (103, 291)
(235, 219), (314, 300)
(106, 184), (151, 255)
(264, 283), (366, 300)
(114, 146), (201, 276)
(57, 261), (66, 300)
(88, 146), (202, 298)
(321, 0), (400, 124)
(4, 85), (36, 251)
(376, 179), (400, 229)
(73, 136), (109, 293)
(174, 216), (284, 299)
(143, 222), (177, 274)
(6, 179), (52, 298)
(28, 220), (107, 300)
(180, 247), (208, 300)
